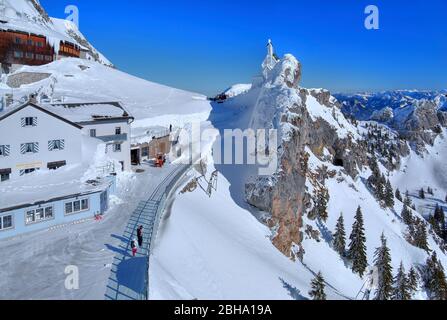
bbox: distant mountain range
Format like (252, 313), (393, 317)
(335, 90), (447, 121)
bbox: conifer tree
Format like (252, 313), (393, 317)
(404, 192), (412, 207)
(348, 207), (368, 277)
(395, 189), (402, 202)
(309, 272), (327, 300)
(434, 204), (446, 239)
(392, 262), (411, 300)
(315, 185), (329, 222)
(422, 253), (447, 300)
(419, 188), (426, 199)
(377, 174), (387, 202)
(384, 180), (395, 208)
(413, 219), (430, 252)
(429, 215), (441, 237)
(401, 205), (413, 226)
(333, 213), (346, 257)
(374, 233), (393, 300)
(407, 266), (419, 296)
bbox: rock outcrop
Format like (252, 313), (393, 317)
(245, 53), (368, 258)
(394, 100), (446, 153)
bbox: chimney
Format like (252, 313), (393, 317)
(29, 93), (38, 104)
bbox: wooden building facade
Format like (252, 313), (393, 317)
(0, 30), (81, 71)
(131, 135), (172, 165)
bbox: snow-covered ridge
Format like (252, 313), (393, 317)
(223, 83), (252, 98)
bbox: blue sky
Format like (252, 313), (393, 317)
(41, 0), (447, 96)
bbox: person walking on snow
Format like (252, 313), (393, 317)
(137, 226), (144, 247)
(131, 239), (138, 257)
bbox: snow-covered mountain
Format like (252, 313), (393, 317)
(151, 45), (447, 300)
(0, 0), (111, 66)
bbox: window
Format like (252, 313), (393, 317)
(25, 52), (34, 59)
(13, 51), (23, 58)
(36, 42), (43, 48)
(45, 207), (54, 219)
(0, 145), (10, 157)
(115, 127), (122, 135)
(0, 169), (11, 182)
(65, 199), (89, 215)
(142, 147), (149, 157)
(15, 37), (21, 44)
(48, 139), (65, 151)
(113, 144), (122, 152)
(20, 168), (39, 176)
(27, 39), (33, 46)
(35, 54), (44, 60)
(45, 55), (52, 61)
(65, 202), (73, 215)
(25, 205), (54, 225)
(21, 142), (39, 154)
(0, 215), (13, 231)
(90, 129), (96, 137)
(22, 117), (37, 127)
(73, 201), (81, 212)
(81, 199), (89, 210)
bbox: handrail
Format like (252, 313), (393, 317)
(140, 164), (192, 300)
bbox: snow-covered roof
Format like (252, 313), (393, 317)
(0, 101), (83, 129)
(0, 164), (112, 211)
(43, 102), (133, 124)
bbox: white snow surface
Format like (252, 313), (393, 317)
(223, 83), (252, 98)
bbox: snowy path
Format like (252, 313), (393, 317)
(104, 165), (189, 300)
(0, 164), (188, 300)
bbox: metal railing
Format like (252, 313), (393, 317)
(140, 164), (192, 300)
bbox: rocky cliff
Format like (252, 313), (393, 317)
(245, 53), (370, 259)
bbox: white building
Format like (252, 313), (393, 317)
(43, 102), (134, 171)
(0, 100), (134, 183)
(0, 101), (83, 181)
